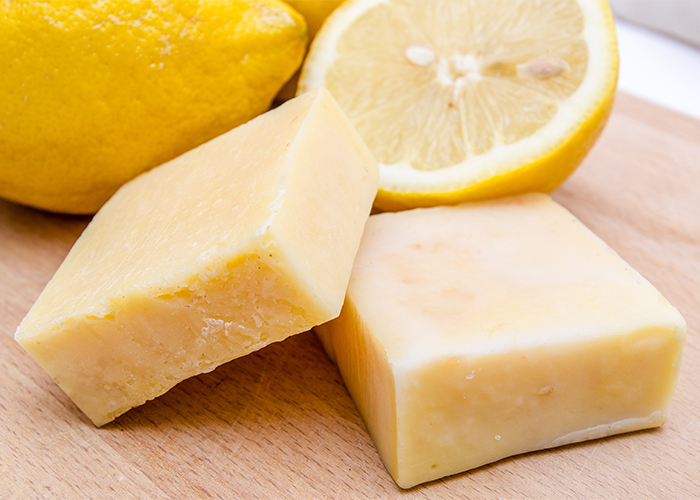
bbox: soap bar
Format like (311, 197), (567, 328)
(316, 194), (686, 489)
(15, 89), (378, 426)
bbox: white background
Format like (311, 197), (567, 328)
(615, 17), (700, 120)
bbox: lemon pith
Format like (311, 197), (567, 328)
(298, 0), (619, 210)
(0, 0), (307, 214)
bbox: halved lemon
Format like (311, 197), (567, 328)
(297, 0), (618, 211)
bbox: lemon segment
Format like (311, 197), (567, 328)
(0, 0), (308, 214)
(298, 0), (618, 211)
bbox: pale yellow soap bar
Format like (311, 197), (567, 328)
(16, 89), (378, 426)
(316, 194), (686, 489)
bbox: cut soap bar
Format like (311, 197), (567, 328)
(15, 89), (378, 426)
(316, 194), (686, 489)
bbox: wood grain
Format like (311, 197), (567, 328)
(1, 92), (699, 499)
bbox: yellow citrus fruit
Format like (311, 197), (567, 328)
(0, 0), (307, 214)
(287, 0), (345, 38)
(276, 0), (345, 102)
(298, 0), (618, 211)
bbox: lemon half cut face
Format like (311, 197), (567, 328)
(299, 0), (618, 211)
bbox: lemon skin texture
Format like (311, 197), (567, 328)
(0, 0), (308, 214)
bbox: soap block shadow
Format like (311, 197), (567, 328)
(97, 331), (389, 495)
(109, 331), (363, 431)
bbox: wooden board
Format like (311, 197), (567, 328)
(1, 92), (699, 499)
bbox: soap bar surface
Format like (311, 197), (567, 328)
(316, 194), (685, 489)
(15, 89), (378, 426)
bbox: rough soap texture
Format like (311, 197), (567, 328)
(16, 89), (378, 426)
(316, 194), (686, 488)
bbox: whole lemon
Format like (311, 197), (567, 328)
(286, 0), (344, 38)
(275, 0), (343, 101)
(0, 0), (307, 214)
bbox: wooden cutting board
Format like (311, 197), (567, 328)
(1, 92), (699, 499)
